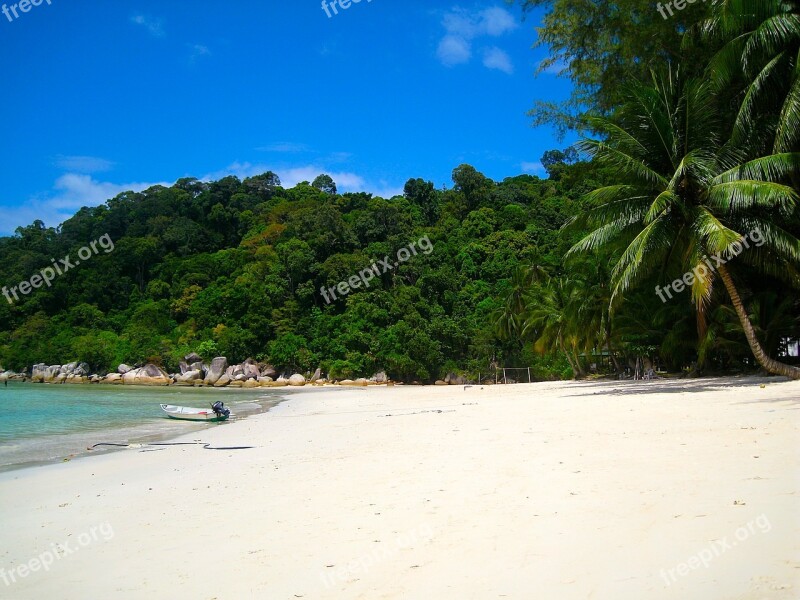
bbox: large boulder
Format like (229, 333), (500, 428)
(117, 364), (133, 375)
(190, 361), (205, 375)
(122, 364), (171, 386)
(176, 370), (203, 386)
(241, 358), (260, 380)
(31, 363), (47, 383)
(204, 357), (228, 385)
(178, 361), (190, 375)
(372, 371), (388, 383)
(44, 365), (64, 384)
(184, 352), (202, 364)
(310, 368), (322, 383)
(288, 374), (306, 387)
(445, 373), (467, 385)
(104, 373), (123, 384)
(260, 365), (277, 379)
(213, 374), (232, 388)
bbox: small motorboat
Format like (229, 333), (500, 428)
(160, 401), (231, 422)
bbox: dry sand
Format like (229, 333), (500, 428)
(0, 376), (798, 599)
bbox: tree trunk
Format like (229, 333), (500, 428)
(559, 335), (580, 379)
(717, 264), (800, 380)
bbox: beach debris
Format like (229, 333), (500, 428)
(733, 500), (746, 505)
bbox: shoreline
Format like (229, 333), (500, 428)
(1, 376), (798, 599)
(0, 385), (349, 474)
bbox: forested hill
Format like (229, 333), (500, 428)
(0, 160), (592, 381)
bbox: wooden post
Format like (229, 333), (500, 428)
(503, 369), (507, 385)
(527, 367), (531, 383)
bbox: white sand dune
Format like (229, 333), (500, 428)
(0, 377), (798, 599)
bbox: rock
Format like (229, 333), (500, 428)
(435, 380), (447, 386)
(339, 379), (354, 386)
(372, 371), (388, 383)
(184, 352), (202, 364)
(257, 376), (274, 385)
(44, 365), (63, 384)
(310, 368), (322, 383)
(31, 363), (47, 383)
(261, 365), (277, 379)
(242, 379), (261, 388)
(213, 374), (232, 388)
(122, 364), (171, 386)
(176, 370), (202, 385)
(204, 357), (228, 385)
(190, 361), (205, 374)
(235, 374), (248, 382)
(267, 379), (288, 387)
(65, 374), (88, 384)
(242, 359), (260, 380)
(118, 364), (133, 375)
(354, 378), (369, 386)
(288, 374), (306, 387)
(104, 373), (123, 384)
(178, 361), (190, 375)
(445, 372), (467, 385)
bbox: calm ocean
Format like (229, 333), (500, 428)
(0, 383), (287, 470)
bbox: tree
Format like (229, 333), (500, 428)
(312, 174), (337, 195)
(569, 66), (800, 379)
(514, 0), (714, 132)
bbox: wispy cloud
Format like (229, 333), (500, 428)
(131, 14), (165, 37)
(483, 47), (513, 74)
(437, 35), (472, 66)
(53, 155), (115, 174)
(256, 142), (310, 153)
(521, 161), (545, 174)
(436, 6), (517, 73)
(188, 44), (211, 61)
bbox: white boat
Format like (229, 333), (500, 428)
(160, 402), (231, 422)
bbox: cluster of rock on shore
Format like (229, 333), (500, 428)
(0, 354), (461, 387)
(0, 354), (474, 387)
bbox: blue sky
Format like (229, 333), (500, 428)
(0, 0), (573, 235)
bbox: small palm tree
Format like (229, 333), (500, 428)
(569, 66), (800, 379)
(522, 276), (587, 378)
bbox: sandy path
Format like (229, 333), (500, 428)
(0, 377), (798, 599)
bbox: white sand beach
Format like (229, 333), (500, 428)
(0, 377), (798, 599)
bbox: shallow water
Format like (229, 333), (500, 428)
(0, 383), (287, 470)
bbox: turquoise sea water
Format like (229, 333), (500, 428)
(0, 383), (286, 470)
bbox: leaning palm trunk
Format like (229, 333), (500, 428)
(717, 265), (800, 380)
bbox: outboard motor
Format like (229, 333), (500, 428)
(211, 401), (230, 419)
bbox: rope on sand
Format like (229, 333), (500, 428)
(88, 442), (255, 451)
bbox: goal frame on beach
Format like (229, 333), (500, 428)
(478, 367), (533, 384)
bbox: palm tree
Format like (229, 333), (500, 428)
(568, 65), (800, 379)
(522, 276), (587, 378)
(695, 0), (800, 153)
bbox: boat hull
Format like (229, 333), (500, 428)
(160, 404), (230, 422)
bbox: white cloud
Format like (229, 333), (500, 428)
(131, 14), (165, 37)
(256, 142), (309, 153)
(479, 7), (518, 36)
(521, 161), (545, 174)
(188, 44), (211, 61)
(53, 155), (114, 174)
(436, 6), (517, 73)
(1, 174), (170, 235)
(483, 47), (513, 74)
(437, 35), (472, 66)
